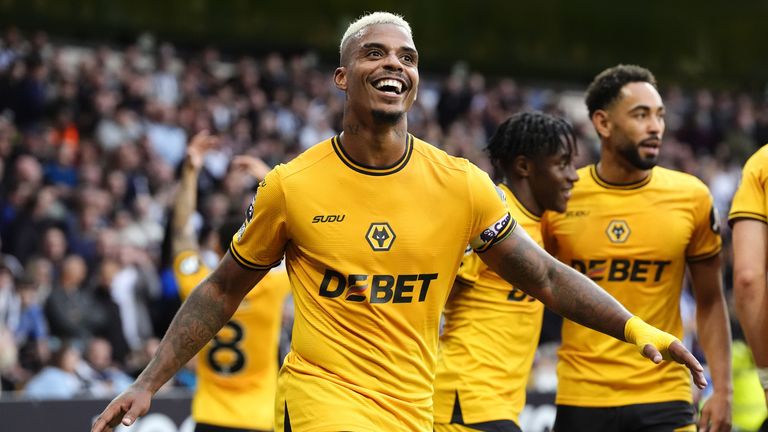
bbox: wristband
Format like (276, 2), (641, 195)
(757, 367), (768, 390)
(624, 316), (678, 360)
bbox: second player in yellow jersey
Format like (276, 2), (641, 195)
(434, 112), (579, 432)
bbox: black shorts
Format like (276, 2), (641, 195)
(554, 401), (695, 432)
(195, 423), (271, 432)
(463, 419), (522, 432)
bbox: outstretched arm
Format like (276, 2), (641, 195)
(480, 228), (706, 386)
(91, 252), (267, 432)
(732, 219), (768, 407)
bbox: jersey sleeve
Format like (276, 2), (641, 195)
(455, 250), (482, 285)
(466, 164), (516, 253)
(173, 250), (211, 300)
(686, 187), (722, 262)
(728, 152), (767, 224)
(230, 169), (288, 271)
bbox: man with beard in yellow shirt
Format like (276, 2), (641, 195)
(544, 64), (732, 432)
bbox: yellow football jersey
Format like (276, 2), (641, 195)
(542, 164), (721, 407)
(434, 184), (544, 425)
(174, 250), (290, 430)
(230, 135), (513, 432)
(729, 143), (768, 224)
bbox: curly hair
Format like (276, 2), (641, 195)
(585, 64), (657, 117)
(485, 111), (577, 183)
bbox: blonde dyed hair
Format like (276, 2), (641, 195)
(339, 12), (412, 62)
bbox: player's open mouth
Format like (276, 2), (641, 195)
(372, 78), (406, 95)
(640, 138), (660, 148)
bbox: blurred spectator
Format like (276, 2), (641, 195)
(90, 258), (130, 364)
(76, 337), (133, 397)
(110, 245), (160, 351)
(12, 276), (49, 374)
(44, 254), (106, 343)
(23, 342), (85, 399)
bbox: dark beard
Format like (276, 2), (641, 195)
(618, 140), (659, 170)
(372, 109), (404, 125)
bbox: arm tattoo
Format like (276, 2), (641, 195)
(135, 271), (236, 391)
(492, 234), (630, 340)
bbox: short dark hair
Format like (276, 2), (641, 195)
(585, 64), (657, 117)
(485, 111), (577, 183)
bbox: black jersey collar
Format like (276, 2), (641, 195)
(590, 164), (653, 190)
(332, 134), (413, 176)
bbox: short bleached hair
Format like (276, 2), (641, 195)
(339, 12), (413, 62)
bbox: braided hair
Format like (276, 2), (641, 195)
(485, 111), (577, 183)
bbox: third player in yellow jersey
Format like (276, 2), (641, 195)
(434, 112), (579, 432)
(544, 65), (731, 432)
(543, 164), (720, 405)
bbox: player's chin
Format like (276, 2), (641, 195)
(371, 108), (405, 125)
(550, 199), (568, 214)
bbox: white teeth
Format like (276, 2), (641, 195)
(374, 79), (403, 93)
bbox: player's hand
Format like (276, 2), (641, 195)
(641, 340), (707, 389)
(698, 390), (733, 432)
(231, 155), (271, 181)
(625, 316), (707, 389)
(91, 386), (152, 432)
(185, 130), (218, 170)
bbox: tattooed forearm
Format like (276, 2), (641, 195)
(545, 260), (630, 340)
(484, 229), (631, 341)
(134, 273), (235, 392)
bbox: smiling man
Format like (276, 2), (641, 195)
(92, 18), (709, 432)
(434, 112), (579, 432)
(543, 64), (733, 432)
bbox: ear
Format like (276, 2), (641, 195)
(592, 109), (610, 138)
(511, 155), (531, 178)
(334, 67), (347, 91)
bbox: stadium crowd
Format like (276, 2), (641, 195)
(0, 26), (767, 403)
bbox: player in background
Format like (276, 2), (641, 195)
(93, 14), (707, 432)
(729, 143), (768, 425)
(543, 64), (732, 432)
(433, 111), (578, 432)
(171, 131), (290, 432)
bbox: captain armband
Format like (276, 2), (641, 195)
(624, 316), (678, 360)
(470, 213), (516, 253)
